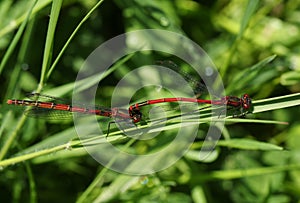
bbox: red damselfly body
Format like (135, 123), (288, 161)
(7, 93), (131, 119)
(125, 60), (252, 123)
(128, 94), (252, 123)
(7, 93), (140, 135)
(6, 93), (134, 135)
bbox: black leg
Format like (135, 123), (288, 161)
(106, 121), (115, 138)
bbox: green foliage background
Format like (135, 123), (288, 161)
(1, 0), (300, 202)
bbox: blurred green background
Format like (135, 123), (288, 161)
(1, 0), (300, 202)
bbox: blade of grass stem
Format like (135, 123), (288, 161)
(37, 0), (62, 92)
(0, 0), (37, 75)
(253, 93), (300, 113)
(196, 164), (300, 181)
(46, 0), (105, 81)
(76, 139), (136, 203)
(221, 0), (259, 76)
(0, 0), (52, 38)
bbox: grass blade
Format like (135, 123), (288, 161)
(37, 0), (63, 92)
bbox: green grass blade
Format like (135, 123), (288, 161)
(280, 71), (300, 86)
(76, 139), (136, 203)
(43, 52), (134, 96)
(5, 9), (37, 99)
(0, 0), (37, 75)
(253, 93), (300, 113)
(217, 139), (283, 150)
(0, 139), (82, 168)
(37, 0), (63, 92)
(0, 114), (28, 160)
(197, 164), (300, 181)
(238, 0), (260, 39)
(46, 0), (105, 80)
(221, 0), (260, 76)
(0, 0), (52, 38)
(226, 55), (277, 94)
(23, 160), (37, 203)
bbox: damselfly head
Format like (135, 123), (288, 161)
(242, 94), (252, 110)
(129, 109), (143, 123)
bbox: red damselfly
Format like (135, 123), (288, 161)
(7, 93), (132, 121)
(7, 93), (140, 135)
(125, 60), (252, 122)
(128, 94), (252, 123)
